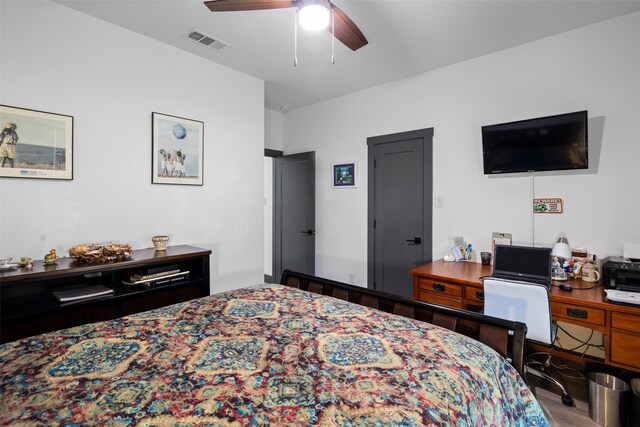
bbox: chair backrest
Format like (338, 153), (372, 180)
(483, 278), (553, 344)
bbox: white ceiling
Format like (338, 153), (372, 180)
(55, 0), (640, 112)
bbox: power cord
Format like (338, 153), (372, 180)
(526, 327), (604, 381)
(550, 282), (603, 291)
(526, 350), (586, 380)
(557, 324), (605, 351)
(544, 326), (605, 380)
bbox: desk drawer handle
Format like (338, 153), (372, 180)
(566, 308), (588, 319)
(476, 291), (484, 301)
(433, 283), (446, 292)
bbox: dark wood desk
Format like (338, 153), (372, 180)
(411, 260), (640, 372)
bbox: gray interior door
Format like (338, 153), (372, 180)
(274, 151), (315, 281)
(368, 129), (433, 298)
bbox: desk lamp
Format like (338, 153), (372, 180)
(551, 235), (572, 260)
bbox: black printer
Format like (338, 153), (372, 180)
(602, 256), (640, 292)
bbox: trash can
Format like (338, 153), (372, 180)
(630, 379), (640, 427)
(587, 372), (631, 427)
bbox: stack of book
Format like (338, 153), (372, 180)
(123, 265), (190, 288)
(53, 285), (114, 305)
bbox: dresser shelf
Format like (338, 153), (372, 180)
(0, 245), (211, 343)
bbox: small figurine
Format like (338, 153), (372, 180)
(44, 249), (59, 265)
(19, 257), (34, 269)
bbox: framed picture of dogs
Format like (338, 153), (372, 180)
(0, 105), (73, 180)
(152, 112), (204, 186)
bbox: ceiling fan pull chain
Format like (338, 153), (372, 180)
(331, 7), (335, 64)
(294, 11), (299, 67)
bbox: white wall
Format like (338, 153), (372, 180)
(0, 1), (265, 292)
(263, 109), (282, 279)
(283, 11), (640, 287)
(265, 108), (284, 151)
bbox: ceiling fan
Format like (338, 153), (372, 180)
(203, 0), (368, 51)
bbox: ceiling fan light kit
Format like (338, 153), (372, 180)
(298, 0), (331, 31)
(203, 0), (368, 51)
(294, 0), (334, 66)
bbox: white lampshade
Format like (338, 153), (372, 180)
(298, 3), (330, 31)
(551, 235), (572, 259)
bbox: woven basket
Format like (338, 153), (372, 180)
(69, 243), (132, 264)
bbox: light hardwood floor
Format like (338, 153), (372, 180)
(524, 359), (637, 427)
(534, 385), (599, 427)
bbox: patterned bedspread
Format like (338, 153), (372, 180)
(0, 284), (548, 426)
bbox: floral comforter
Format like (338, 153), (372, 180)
(0, 284), (548, 426)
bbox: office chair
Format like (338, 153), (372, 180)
(483, 277), (574, 406)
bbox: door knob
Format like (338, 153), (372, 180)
(406, 237), (421, 245)
(301, 229), (315, 235)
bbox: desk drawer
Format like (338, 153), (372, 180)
(610, 331), (640, 369)
(611, 312), (640, 334)
(418, 291), (463, 309)
(551, 302), (605, 327)
(465, 286), (485, 303)
(418, 278), (462, 298)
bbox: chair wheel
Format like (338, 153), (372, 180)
(561, 394), (574, 407)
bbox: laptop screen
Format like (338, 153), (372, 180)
(493, 245), (552, 285)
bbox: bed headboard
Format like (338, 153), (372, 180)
(281, 269), (527, 379)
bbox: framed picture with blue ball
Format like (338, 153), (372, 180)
(332, 161), (356, 188)
(152, 112), (204, 186)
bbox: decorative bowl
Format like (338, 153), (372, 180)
(152, 235), (170, 251)
(69, 243), (131, 264)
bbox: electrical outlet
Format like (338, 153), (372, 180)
(348, 273), (355, 284)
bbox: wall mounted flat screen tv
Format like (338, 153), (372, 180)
(482, 110), (588, 174)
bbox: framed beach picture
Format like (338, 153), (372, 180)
(332, 162), (356, 188)
(0, 105), (73, 180)
(152, 112), (204, 186)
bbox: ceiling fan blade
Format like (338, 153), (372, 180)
(204, 0), (297, 12)
(329, 4), (368, 51)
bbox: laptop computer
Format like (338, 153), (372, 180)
(492, 244), (552, 287)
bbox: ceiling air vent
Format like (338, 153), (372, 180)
(183, 29), (229, 51)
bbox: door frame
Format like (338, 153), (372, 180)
(366, 128), (434, 290)
(273, 151), (316, 282)
(264, 149), (282, 284)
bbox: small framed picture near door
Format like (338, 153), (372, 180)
(332, 162), (356, 188)
(152, 112), (204, 186)
(0, 105), (73, 180)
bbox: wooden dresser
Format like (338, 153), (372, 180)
(411, 260), (640, 372)
(0, 245), (211, 343)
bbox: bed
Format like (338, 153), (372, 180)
(0, 275), (548, 426)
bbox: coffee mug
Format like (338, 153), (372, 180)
(480, 252), (492, 265)
(582, 265), (600, 282)
(0, 257), (12, 266)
